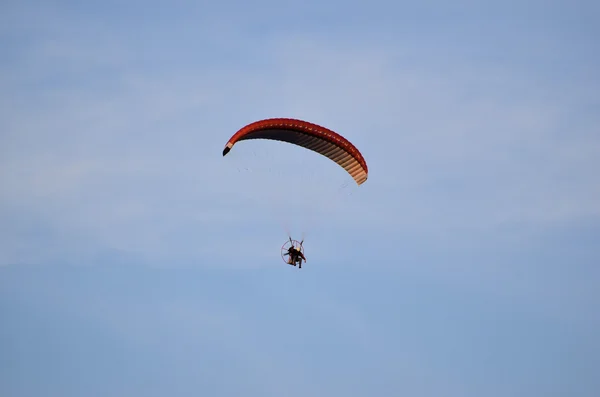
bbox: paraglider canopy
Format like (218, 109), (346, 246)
(222, 118), (368, 186)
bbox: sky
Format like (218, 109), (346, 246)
(1, 0), (599, 396)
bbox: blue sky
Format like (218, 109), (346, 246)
(1, 0), (599, 396)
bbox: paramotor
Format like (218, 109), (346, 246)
(222, 118), (368, 268)
(281, 238), (305, 268)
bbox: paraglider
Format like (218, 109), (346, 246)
(222, 118), (368, 186)
(222, 118), (368, 268)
